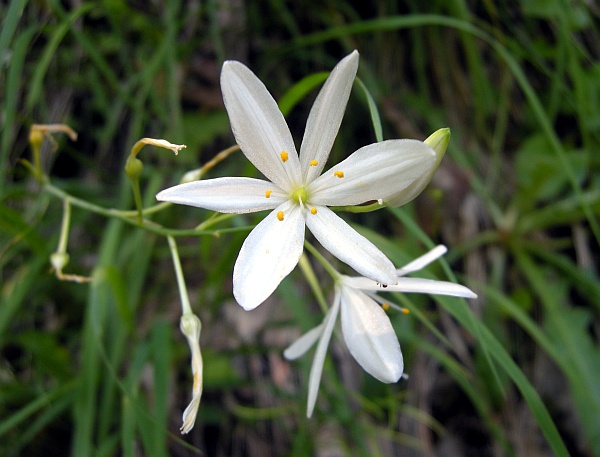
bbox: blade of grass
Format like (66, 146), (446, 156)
(278, 72), (329, 117)
(0, 26), (36, 195)
(515, 249), (600, 455)
(355, 77), (383, 142)
(290, 14), (600, 245)
(390, 207), (570, 457)
(25, 3), (95, 111)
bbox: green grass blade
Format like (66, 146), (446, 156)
(389, 207), (570, 457)
(26, 3), (95, 111)
(291, 14), (600, 244)
(0, 26), (36, 194)
(278, 72), (329, 117)
(355, 77), (383, 142)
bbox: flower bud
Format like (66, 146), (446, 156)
(384, 128), (449, 207)
(28, 129), (45, 150)
(125, 156), (144, 180)
(50, 252), (70, 272)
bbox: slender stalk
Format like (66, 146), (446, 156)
(167, 236), (192, 315)
(43, 182), (253, 238)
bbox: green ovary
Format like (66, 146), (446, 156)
(290, 187), (308, 205)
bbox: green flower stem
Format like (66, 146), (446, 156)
(196, 213), (236, 231)
(118, 201), (172, 218)
(304, 240), (340, 282)
(330, 201), (386, 213)
(130, 175), (144, 225)
(298, 254), (329, 315)
(57, 198), (71, 254)
(167, 236), (192, 316)
(43, 181), (253, 238)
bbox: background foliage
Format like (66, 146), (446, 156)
(1, 1), (599, 456)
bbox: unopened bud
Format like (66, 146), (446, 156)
(125, 156), (144, 180)
(50, 252), (70, 272)
(385, 128), (450, 207)
(29, 129), (45, 149)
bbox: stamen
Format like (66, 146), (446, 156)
(382, 302), (390, 311)
(280, 151), (289, 162)
(310, 207), (317, 215)
(401, 308), (410, 315)
(309, 160), (318, 166)
(334, 170), (344, 178)
(277, 211), (284, 221)
(265, 190), (272, 198)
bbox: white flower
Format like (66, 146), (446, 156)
(284, 245), (477, 417)
(157, 51), (437, 310)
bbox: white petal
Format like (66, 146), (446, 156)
(233, 201), (305, 310)
(340, 285), (403, 383)
(221, 61), (301, 189)
(283, 323), (324, 360)
(308, 140), (436, 206)
(300, 51), (359, 184)
(396, 245), (447, 276)
(156, 177), (287, 213)
(307, 289), (341, 418)
(345, 276), (477, 299)
(385, 129), (449, 207)
(305, 206), (397, 285)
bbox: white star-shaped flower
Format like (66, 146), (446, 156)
(157, 51), (437, 310)
(284, 245), (477, 417)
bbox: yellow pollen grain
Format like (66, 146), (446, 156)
(402, 308), (410, 315)
(280, 151), (289, 162)
(382, 303), (390, 311)
(310, 207), (317, 215)
(265, 189), (272, 198)
(309, 160), (318, 166)
(334, 170), (344, 178)
(277, 211), (284, 221)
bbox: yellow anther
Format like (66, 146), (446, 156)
(382, 303), (390, 311)
(334, 170), (344, 178)
(280, 151), (289, 162)
(401, 308), (410, 315)
(277, 211), (284, 221)
(310, 207), (317, 215)
(265, 189), (272, 198)
(309, 160), (318, 166)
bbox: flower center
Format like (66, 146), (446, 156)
(290, 187), (307, 205)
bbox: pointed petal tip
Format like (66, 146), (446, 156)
(233, 292), (263, 312)
(378, 366), (403, 383)
(466, 290), (478, 299)
(233, 283), (265, 311)
(155, 187), (172, 202)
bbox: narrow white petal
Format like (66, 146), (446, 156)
(345, 276), (477, 299)
(305, 206), (397, 285)
(233, 202), (304, 310)
(156, 177), (287, 213)
(307, 289), (341, 418)
(340, 285), (403, 383)
(396, 245), (448, 276)
(308, 140), (435, 206)
(300, 51), (359, 184)
(283, 323), (324, 360)
(221, 61), (301, 189)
